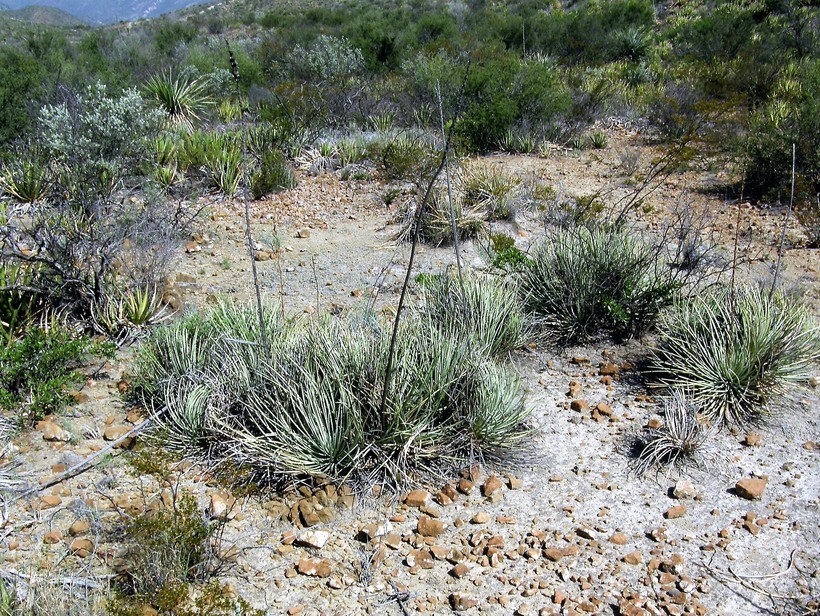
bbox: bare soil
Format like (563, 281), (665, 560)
(2, 129), (818, 615)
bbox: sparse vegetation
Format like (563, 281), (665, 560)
(632, 391), (716, 477)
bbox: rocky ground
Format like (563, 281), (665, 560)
(1, 130), (818, 615)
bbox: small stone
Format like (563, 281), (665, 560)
(104, 425), (136, 449)
(596, 402), (613, 416)
(599, 363), (620, 376)
(43, 531), (62, 544)
(417, 515), (446, 537)
(68, 520), (90, 536)
(34, 495), (62, 510)
(543, 548), (563, 562)
(609, 532), (628, 545)
(482, 476), (503, 498)
(506, 474), (523, 490)
(404, 490), (432, 508)
(450, 563), (470, 578)
(37, 419), (71, 442)
(570, 399), (589, 413)
(735, 477), (767, 500)
(743, 433), (762, 447)
(297, 530), (330, 549)
(296, 229), (311, 239)
(405, 549), (434, 569)
(359, 521), (392, 542)
(576, 527), (595, 540)
(457, 478), (474, 494)
(69, 538), (94, 557)
(471, 512), (490, 524)
(296, 558), (332, 578)
(623, 551), (643, 565)
(450, 592), (478, 611)
(665, 505), (687, 520)
(672, 479), (696, 500)
(253, 250), (272, 262)
(209, 493), (236, 520)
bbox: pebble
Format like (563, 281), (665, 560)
(735, 477), (767, 500)
(665, 505), (687, 520)
(296, 558), (332, 578)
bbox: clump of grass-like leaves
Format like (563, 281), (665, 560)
(144, 71), (211, 132)
(631, 391), (716, 477)
(518, 224), (680, 343)
(134, 300), (531, 486)
(459, 163), (524, 220)
(650, 284), (819, 426)
(419, 273), (529, 358)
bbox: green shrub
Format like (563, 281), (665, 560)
(419, 273), (529, 358)
(488, 233), (532, 272)
(650, 285), (819, 426)
(460, 163), (523, 220)
(0, 327), (112, 424)
(135, 300), (531, 485)
(0, 262), (41, 345)
(109, 491), (260, 616)
(251, 149), (296, 199)
(518, 225), (680, 343)
(379, 133), (437, 182)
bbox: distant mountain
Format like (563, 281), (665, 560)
(0, 4), (87, 25)
(0, 0), (212, 24)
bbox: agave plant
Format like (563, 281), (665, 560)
(144, 71), (212, 133)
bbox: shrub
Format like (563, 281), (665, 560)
(631, 391), (715, 477)
(518, 224), (680, 343)
(419, 273), (529, 358)
(109, 491), (259, 616)
(203, 137), (242, 196)
(135, 301), (531, 486)
(0, 326), (112, 424)
(0, 262), (41, 345)
(251, 150), (296, 199)
(398, 189), (487, 247)
(0, 150), (50, 204)
(650, 285), (819, 426)
(379, 133), (437, 182)
(488, 233), (532, 272)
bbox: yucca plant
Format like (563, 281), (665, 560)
(91, 285), (170, 341)
(459, 163), (523, 220)
(519, 224), (680, 343)
(204, 141), (242, 196)
(395, 189), (486, 246)
(419, 273), (529, 358)
(0, 262), (41, 346)
(144, 71), (212, 133)
(588, 130), (609, 149)
(632, 391), (716, 477)
(0, 158), (50, 204)
(135, 301), (532, 486)
(368, 112), (395, 134)
(650, 285), (819, 426)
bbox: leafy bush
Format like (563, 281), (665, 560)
(379, 133), (437, 182)
(0, 326), (111, 424)
(420, 273), (529, 358)
(0, 149), (50, 204)
(109, 491), (260, 616)
(0, 263), (41, 345)
(488, 233), (531, 272)
(252, 150), (296, 199)
(650, 285), (819, 426)
(135, 300), (531, 485)
(518, 224), (680, 343)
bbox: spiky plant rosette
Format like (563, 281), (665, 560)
(144, 71), (212, 133)
(518, 224), (680, 343)
(650, 284), (819, 426)
(632, 391), (716, 477)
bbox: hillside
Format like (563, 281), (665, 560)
(0, 4), (86, 25)
(1, 0), (210, 24)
